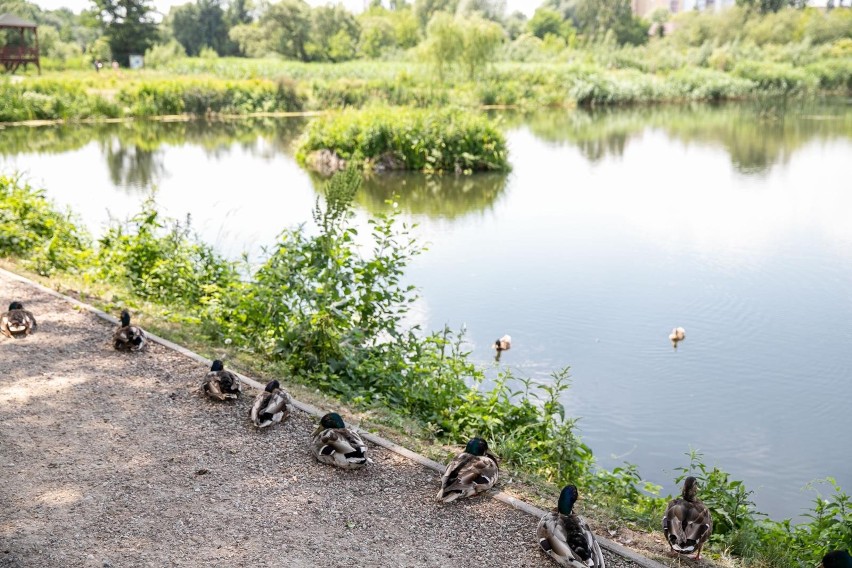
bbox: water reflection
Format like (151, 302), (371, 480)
(505, 100), (852, 173)
(352, 172), (509, 219)
(0, 117), (306, 190)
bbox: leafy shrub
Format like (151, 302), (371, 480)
(0, 175), (91, 275)
(96, 197), (237, 307)
(295, 107), (510, 173)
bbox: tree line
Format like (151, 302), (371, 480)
(1, 0), (847, 68)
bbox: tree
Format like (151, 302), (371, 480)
(456, 0), (506, 22)
(169, 0), (229, 56)
(261, 0), (311, 60)
(306, 4), (360, 61)
(503, 10), (527, 40)
(359, 15), (396, 57)
(528, 7), (564, 38)
(414, 0), (458, 29)
(735, 0), (795, 13)
(423, 11), (462, 80)
(459, 15), (503, 79)
(575, 0), (648, 45)
(89, 0), (158, 65)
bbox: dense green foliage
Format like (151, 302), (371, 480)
(295, 107), (509, 173)
(1, 170), (851, 567)
(0, 175), (90, 275)
(0, 76), (304, 121)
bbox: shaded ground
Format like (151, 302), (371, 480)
(0, 271), (643, 568)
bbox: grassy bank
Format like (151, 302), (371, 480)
(295, 107), (509, 174)
(1, 172), (849, 567)
(3, 50), (850, 122)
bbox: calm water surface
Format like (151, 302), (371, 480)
(3, 102), (850, 519)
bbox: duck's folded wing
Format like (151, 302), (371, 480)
(684, 502), (712, 543)
(250, 392), (270, 423)
(320, 429), (360, 455)
(442, 455), (497, 493)
(538, 512), (574, 557)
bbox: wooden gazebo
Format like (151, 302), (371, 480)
(0, 13), (40, 74)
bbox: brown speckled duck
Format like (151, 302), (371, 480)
(663, 476), (712, 559)
(311, 412), (368, 469)
(202, 360), (242, 401)
(538, 485), (605, 568)
(249, 380), (291, 428)
(1, 301), (37, 338)
(436, 437), (498, 503)
(114, 309), (147, 351)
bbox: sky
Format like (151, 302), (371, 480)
(30, 0), (539, 17)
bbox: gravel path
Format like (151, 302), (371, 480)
(0, 271), (644, 568)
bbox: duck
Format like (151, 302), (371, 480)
(494, 334), (512, 352)
(202, 360), (242, 401)
(663, 476), (712, 559)
(822, 551), (852, 568)
(0, 301), (37, 338)
(114, 309), (148, 351)
(436, 437), (499, 503)
(538, 484), (606, 568)
(311, 412), (368, 469)
(669, 327), (686, 346)
(494, 334), (511, 361)
(249, 380), (291, 428)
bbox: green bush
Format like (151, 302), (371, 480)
(295, 107), (510, 173)
(96, 197), (237, 307)
(0, 175), (91, 275)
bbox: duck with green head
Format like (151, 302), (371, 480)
(663, 476), (712, 559)
(1, 301), (37, 338)
(202, 360), (242, 401)
(311, 412), (369, 469)
(250, 380), (291, 428)
(113, 309), (147, 351)
(436, 437), (499, 503)
(538, 484), (605, 568)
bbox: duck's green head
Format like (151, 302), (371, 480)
(8, 301), (23, 311)
(120, 310), (131, 327)
(682, 476), (699, 501)
(320, 412), (345, 429)
(465, 437), (489, 456)
(822, 551), (852, 568)
(558, 485), (579, 515)
(264, 380), (280, 393)
(211, 360), (224, 372)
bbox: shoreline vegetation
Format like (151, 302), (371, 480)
(1, 171), (849, 568)
(1, 54), (850, 123)
(2, 4), (851, 124)
(294, 107), (510, 174)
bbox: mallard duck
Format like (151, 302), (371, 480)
(494, 334), (511, 361)
(436, 437), (499, 503)
(114, 309), (147, 351)
(822, 550), (852, 568)
(202, 360), (242, 401)
(663, 476), (712, 559)
(669, 327), (686, 346)
(1, 301), (37, 338)
(249, 380), (291, 428)
(538, 485), (605, 568)
(494, 334), (512, 352)
(311, 412), (368, 469)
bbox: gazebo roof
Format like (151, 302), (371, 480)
(0, 13), (38, 28)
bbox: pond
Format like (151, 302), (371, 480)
(2, 100), (850, 520)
